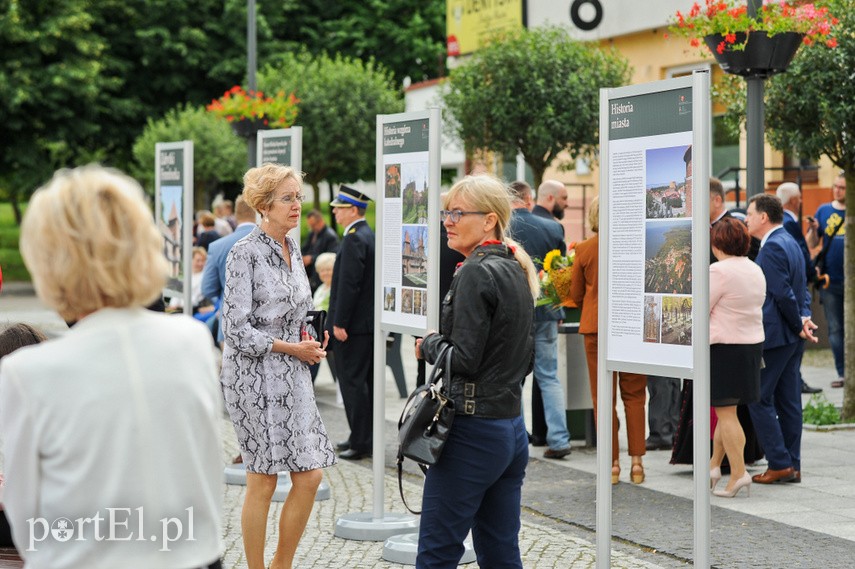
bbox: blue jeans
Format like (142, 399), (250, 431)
(417, 416), (528, 569)
(820, 281), (844, 377)
(532, 321), (571, 450)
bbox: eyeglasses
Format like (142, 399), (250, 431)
(440, 210), (486, 223)
(277, 193), (306, 204)
(832, 184), (846, 190)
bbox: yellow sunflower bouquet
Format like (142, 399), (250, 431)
(536, 246), (576, 308)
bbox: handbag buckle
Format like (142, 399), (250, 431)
(464, 382), (475, 398)
(464, 400), (475, 414)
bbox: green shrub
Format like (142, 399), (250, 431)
(803, 393), (841, 426)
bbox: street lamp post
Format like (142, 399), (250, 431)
(247, 0), (257, 168)
(746, 0), (764, 198)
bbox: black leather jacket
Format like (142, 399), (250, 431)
(422, 243), (534, 418)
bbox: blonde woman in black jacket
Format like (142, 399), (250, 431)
(416, 175), (538, 569)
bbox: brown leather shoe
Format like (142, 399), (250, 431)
(752, 467), (795, 484)
(786, 470), (801, 483)
(543, 446), (572, 459)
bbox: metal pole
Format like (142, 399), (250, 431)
(247, 0), (258, 168)
(692, 71), (712, 569)
(745, 0), (764, 198)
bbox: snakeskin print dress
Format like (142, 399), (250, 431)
(221, 227), (336, 474)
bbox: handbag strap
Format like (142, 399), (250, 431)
(427, 343), (453, 392)
(396, 458), (428, 515)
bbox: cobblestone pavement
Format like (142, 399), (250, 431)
(218, 407), (669, 569)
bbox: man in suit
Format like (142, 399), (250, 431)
(745, 194), (818, 484)
(532, 179), (569, 220)
(201, 196), (256, 345)
(776, 183), (822, 394)
(509, 181), (572, 459)
(327, 186), (375, 460)
(302, 209), (340, 293)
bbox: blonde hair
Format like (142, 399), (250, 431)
(588, 196), (599, 233)
(242, 163), (304, 212)
(443, 175), (539, 300)
(315, 252), (336, 272)
(192, 246), (208, 260)
(20, 165), (168, 321)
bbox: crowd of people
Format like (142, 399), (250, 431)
(0, 162), (843, 568)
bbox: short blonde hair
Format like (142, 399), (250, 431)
(242, 163), (303, 212)
(315, 252), (336, 272)
(192, 246), (208, 260)
(20, 165), (168, 320)
(588, 196), (599, 233)
(443, 175), (539, 300)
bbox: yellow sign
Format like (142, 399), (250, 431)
(446, 0), (524, 56)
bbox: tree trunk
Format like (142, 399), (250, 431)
(10, 195), (22, 226)
(840, 172), (855, 421)
(312, 180), (322, 211)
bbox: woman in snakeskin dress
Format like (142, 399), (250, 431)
(221, 164), (336, 569)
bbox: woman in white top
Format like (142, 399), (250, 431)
(0, 165), (223, 569)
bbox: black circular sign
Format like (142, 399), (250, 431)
(570, 0), (603, 31)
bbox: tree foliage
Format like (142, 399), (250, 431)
(278, 0), (445, 84)
(258, 52), (403, 212)
(442, 27), (631, 186)
(131, 105), (246, 210)
(765, 0), (855, 420)
(0, 0), (112, 222)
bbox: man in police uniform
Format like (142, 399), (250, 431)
(327, 186), (376, 460)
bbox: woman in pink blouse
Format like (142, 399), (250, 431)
(709, 217), (766, 498)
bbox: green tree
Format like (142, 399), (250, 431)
(132, 105), (246, 210)
(0, 0), (112, 222)
(765, 0), (855, 420)
(442, 26), (631, 187)
(257, 52), (403, 214)
(279, 0), (445, 84)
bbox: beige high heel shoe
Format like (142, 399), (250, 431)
(710, 466), (722, 491)
(630, 463), (645, 484)
(713, 472), (752, 498)
(611, 462), (620, 485)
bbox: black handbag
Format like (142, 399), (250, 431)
(396, 343), (455, 514)
(303, 310), (326, 340)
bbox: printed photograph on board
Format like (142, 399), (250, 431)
(661, 295), (692, 346)
(643, 295), (661, 344)
(645, 145), (693, 219)
(383, 286), (396, 311)
(413, 290), (423, 316)
(645, 219), (692, 295)
(402, 162), (429, 224)
(385, 163), (402, 198)
(401, 288), (414, 314)
(401, 224), (428, 288)
(158, 185), (183, 278)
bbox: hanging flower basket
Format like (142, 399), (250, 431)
(704, 31), (803, 78)
(230, 118), (267, 138)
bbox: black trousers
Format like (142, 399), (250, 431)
(334, 333), (374, 453)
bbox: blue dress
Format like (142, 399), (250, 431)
(221, 227), (336, 474)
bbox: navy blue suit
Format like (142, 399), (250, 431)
(749, 227), (810, 472)
(201, 222), (255, 343)
(782, 211), (813, 282)
(327, 218), (375, 453)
